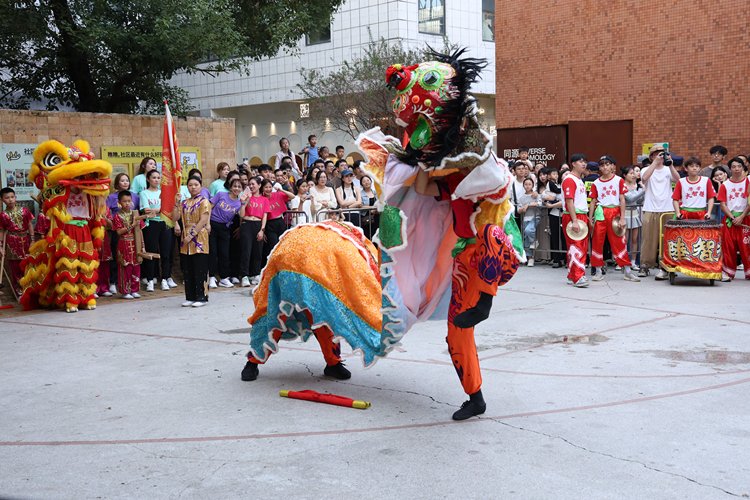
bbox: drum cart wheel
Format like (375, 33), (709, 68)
(709, 279), (715, 286)
(669, 272), (676, 285)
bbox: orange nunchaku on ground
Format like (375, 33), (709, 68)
(279, 390), (371, 409)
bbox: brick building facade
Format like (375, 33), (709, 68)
(494, 0), (749, 165)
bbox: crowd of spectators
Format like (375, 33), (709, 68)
(508, 144), (750, 285)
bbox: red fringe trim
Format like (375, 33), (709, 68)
(53, 271), (97, 284)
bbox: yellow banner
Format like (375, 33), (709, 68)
(101, 146), (201, 184)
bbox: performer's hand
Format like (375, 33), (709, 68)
(732, 216), (743, 226)
(618, 219), (625, 229)
(174, 225), (182, 236)
(571, 220), (580, 233)
(256, 229), (264, 241)
(704, 213), (711, 220)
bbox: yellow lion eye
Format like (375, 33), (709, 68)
(42, 152), (63, 168)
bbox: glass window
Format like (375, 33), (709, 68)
(306, 24), (331, 45)
(418, 0), (445, 35)
(482, 0), (495, 42)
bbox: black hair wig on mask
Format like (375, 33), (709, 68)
(396, 47), (487, 167)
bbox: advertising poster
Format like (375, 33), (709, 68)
(497, 126), (567, 168)
(642, 142), (669, 155)
(0, 143), (40, 215)
(101, 146), (201, 184)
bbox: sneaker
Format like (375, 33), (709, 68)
(574, 277), (590, 288)
(250, 276), (260, 285)
(192, 301), (207, 308)
(141, 278), (148, 285)
(146, 280), (155, 292)
(231, 277), (240, 284)
(167, 277), (178, 288)
(721, 273), (732, 282)
(615, 265), (622, 271)
(552, 261), (562, 269)
(209, 276), (218, 289)
(592, 269), (604, 281)
(101, 290), (113, 297)
(527, 258), (535, 267)
(631, 264), (640, 271)
(122, 294), (134, 299)
(132, 292), (141, 298)
(93, 293), (99, 299)
(452, 398), (487, 421)
(623, 272), (641, 282)
(241, 276), (251, 287)
(323, 362), (351, 380)
(161, 279), (170, 290)
(637, 268), (649, 278)
(181, 301), (193, 307)
(655, 269), (668, 280)
(566, 278), (573, 285)
(241, 361), (259, 381)
(109, 284), (117, 294)
(218, 278), (234, 288)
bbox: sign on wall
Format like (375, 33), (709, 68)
(497, 126), (567, 168)
(101, 146), (201, 184)
(0, 143), (40, 214)
(642, 142), (670, 155)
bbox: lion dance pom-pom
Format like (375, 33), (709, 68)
(19, 140), (112, 312)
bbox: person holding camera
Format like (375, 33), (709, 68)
(638, 144), (680, 279)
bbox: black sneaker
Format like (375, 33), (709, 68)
(241, 361), (259, 381)
(323, 362), (351, 380)
(452, 390), (486, 420)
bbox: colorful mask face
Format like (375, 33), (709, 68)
(386, 61), (460, 152)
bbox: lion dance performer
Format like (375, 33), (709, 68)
(242, 48), (523, 421)
(20, 140), (112, 312)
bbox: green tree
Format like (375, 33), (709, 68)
(297, 36), (456, 140)
(0, 0), (344, 114)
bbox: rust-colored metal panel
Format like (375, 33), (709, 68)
(568, 120), (634, 166)
(496, 125), (567, 168)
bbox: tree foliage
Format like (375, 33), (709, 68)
(297, 36), (457, 140)
(0, 0), (344, 114)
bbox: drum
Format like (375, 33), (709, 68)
(661, 219), (721, 280)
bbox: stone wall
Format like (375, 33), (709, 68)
(0, 109), (235, 182)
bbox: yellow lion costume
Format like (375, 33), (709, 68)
(20, 140), (112, 312)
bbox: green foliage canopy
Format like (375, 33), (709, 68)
(0, 0), (344, 114)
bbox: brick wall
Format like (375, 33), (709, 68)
(495, 0), (750, 163)
(0, 110), (236, 182)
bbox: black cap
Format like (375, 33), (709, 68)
(599, 155), (616, 165)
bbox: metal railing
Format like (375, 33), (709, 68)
(315, 206), (379, 239)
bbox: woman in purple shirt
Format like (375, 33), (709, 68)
(209, 176), (246, 288)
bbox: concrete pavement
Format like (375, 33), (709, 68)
(0, 266), (749, 499)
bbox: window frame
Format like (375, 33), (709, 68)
(418, 0), (445, 36)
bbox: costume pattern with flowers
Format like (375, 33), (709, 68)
(19, 140), (112, 312)
(246, 49), (523, 397)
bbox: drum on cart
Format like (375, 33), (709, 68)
(660, 218), (722, 285)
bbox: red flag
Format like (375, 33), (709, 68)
(160, 101), (181, 226)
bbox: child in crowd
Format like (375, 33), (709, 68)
(588, 156), (639, 282)
(301, 134), (319, 169)
(718, 157), (750, 282)
(0, 187), (34, 297)
(111, 191), (145, 299)
(672, 157), (715, 220)
(622, 165), (645, 269)
(516, 178), (540, 266)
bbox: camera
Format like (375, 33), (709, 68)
(660, 152), (673, 166)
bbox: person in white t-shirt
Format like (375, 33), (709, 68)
(562, 154), (590, 287)
(588, 156), (639, 282)
(639, 144), (680, 279)
(717, 157), (750, 281)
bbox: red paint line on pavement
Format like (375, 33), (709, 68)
(1, 376), (748, 447)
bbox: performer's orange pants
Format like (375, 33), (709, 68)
(447, 224), (519, 395)
(562, 213), (589, 283)
(721, 217), (750, 279)
(591, 206), (631, 268)
(247, 325), (341, 366)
